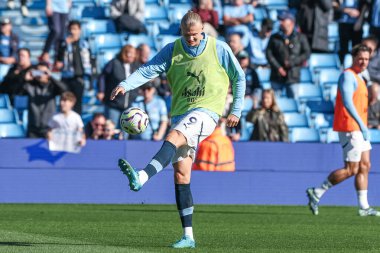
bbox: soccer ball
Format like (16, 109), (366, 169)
(120, 107), (149, 135)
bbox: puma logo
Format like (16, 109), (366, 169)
(187, 70), (203, 85)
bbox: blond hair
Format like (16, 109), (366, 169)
(180, 11), (203, 30)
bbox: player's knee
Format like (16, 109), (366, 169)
(359, 161), (371, 172)
(175, 171), (190, 184)
(346, 163), (359, 176)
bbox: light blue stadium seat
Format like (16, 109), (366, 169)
(14, 95), (28, 111)
(329, 84), (338, 102)
(145, 4), (169, 23)
(306, 100), (334, 114)
(82, 19), (116, 38)
(324, 128), (339, 143)
(318, 68), (341, 88)
(165, 0), (192, 4)
(0, 94), (11, 109)
(124, 34), (156, 50)
(257, 68), (271, 83)
(253, 7), (268, 22)
(292, 84), (323, 102)
(369, 129), (380, 144)
(277, 97), (298, 112)
(168, 3), (192, 23)
(0, 109), (18, 123)
(311, 113), (334, 129)
(0, 64), (11, 83)
(265, 0), (289, 9)
(95, 0), (112, 6)
(96, 48), (120, 73)
(328, 22), (339, 52)
(81, 6), (108, 19)
(344, 54), (353, 69)
(155, 34), (180, 50)
(89, 34), (122, 54)
(309, 53), (340, 74)
(300, 67), (312, 83)
(290, 127), (320, 143)
(0, 123), (25, 138)
(284, 112), (308, 128)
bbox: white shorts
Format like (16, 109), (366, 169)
(171, 110), (217, 163)
(338, 131), (372, 162)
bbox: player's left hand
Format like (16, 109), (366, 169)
(110, 86), (126, 100)
(226, 114), (239, 128)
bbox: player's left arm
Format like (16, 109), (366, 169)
(216, 41), (246, 127)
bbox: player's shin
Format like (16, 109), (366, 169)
(138, 141), (177, 185)
(175, 183), (194, 240)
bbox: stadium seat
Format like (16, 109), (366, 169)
(308, 53), (340, 74)
(324, 128), (339, 143)
(344, 54), (353, 69)
(292, 84), (323, 102)
(81, 6), (108, 19)
(252, 7), (268, 22)
(0, 109), (18, 123)
(0, 123), (25, 138)
(14, 95), (28, 111)
(155, 34), (180, 50)
(168, 4), (192, 23)
(369, 129), (380, 144)
(265, 0), (289, 10)
(306, 100), (334, 114)
(300, 67), (312, 83)
(124, 34), (156, 50)
(89, 34), (122, 54)
(329, 84), (338, 102)
(145, 4), (169, 23)
(310, 113), (334, 129)
(328, 22), (339, 52)
(277, 97), (298, 112)
(0, 64), (11, 83)
(283, 112), (308, 128)
(290, 127), (320, 143)
(165, 0), (192, 4)
(0, 94), (11, 109)
(257, 68), (271, 83)
(82, 19), (116, 38)
(318, 68), (341, 87)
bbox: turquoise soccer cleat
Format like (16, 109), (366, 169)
(358, 207), (380, 217)
(171, 236), (196, 249)
(306, 188), (320, 215)
(118, 159), (142, 192)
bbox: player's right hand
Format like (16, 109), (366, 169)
(110, 86), (126, 100)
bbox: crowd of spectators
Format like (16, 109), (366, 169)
(0, 0), (380, 143)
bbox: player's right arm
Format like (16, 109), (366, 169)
(339, 71), (369, 140)
(110, 43), (174, 100)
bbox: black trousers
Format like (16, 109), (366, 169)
(43, 12), (68, 54)
(338, 22), (363, 64)
(62, 77), (84, 115)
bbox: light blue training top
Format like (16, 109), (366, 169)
(338, 70), (369, 138)
(51, 0), (70, 14)
(119, 33), (246, 123)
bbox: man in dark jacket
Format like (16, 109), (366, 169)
(97, 45), (140, 127)
(22, 62), (67, 138)
(266, 11), (311, 97)
(297, 0), (332, 52)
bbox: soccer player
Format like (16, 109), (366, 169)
(306, 44), (380, 217)
(110, 11), (245, 248)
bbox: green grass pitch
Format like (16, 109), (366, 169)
(0, 204), (379, 253)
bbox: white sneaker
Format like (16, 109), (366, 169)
(21, 5), (29, 17)
(7, 0), (15, 9)
(358, 207), (380, 217)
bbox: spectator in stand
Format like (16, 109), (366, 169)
(110, 0), (147, 34)
(55, 20), (91, 115)
(0, 48), (32, 102)
(227, 33), (244, 56)
(237, 50), (260, 98)
(296, 0), (332, 53)
(130, 81), (169, 141)
(136, 43), (151, 66)
(248, 18), (273, 67)
(223, 0), (254, 48)
(362, 36), (380, 84)
(97, 45), (140, 127)
(192, 118), (235, 171)
(192, 0), (219, 38)
(21, 62), (67, 138)
(40, 0), (71, 64)
(333, 0), (366, 64)
(47, 91), (86, 146)
(103, 120), (121, 140)
(84, 113), (106, 140)
(246, 89), (288, 142)
(266, 11), (310, 97)
(369, 0), (380, 39)
(368, 82), (380, 129)
(7, 0), (28, 16)
(0, 17), (18, 65)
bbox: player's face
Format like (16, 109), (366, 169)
(181, 23), (204, 47)
(353, 51), (370, 72)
